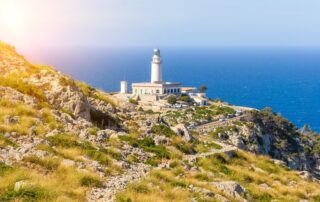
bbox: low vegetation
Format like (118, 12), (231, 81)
(0, 98), (60, 136)
(117, 150), (320, 202)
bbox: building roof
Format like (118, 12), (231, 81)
(191, 96), (208, 101)
(132, 82), (181, 87)
(181, 87), (196, 91)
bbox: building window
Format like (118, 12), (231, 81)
(156, 90), (159, 93)
(177, 89), (180, 93)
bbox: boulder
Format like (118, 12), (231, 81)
(154, 135), (169, 145)
(211, 181), (246, 200)
(171, 124), (193, 142)
(14, 180), (28, 191)
(299, 171), (312, 180)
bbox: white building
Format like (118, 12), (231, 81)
(120, 81), (128, 94)
(120, 48), (208, 106)
(132, 49), (181, 96)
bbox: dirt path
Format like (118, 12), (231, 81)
(184, 141), (237, 163)
(196, 115), (244, 131)
(87, 140), (236, 202)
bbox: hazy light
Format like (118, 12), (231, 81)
(0, 3), (24, 33)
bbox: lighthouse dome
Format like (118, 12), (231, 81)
(153, 48), (160, 56)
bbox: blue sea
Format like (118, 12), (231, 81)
(24, 47), (320, 132)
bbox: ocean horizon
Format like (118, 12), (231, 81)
(23, 47), (320, 132)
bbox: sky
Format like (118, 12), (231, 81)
(1, 0), (320, 48)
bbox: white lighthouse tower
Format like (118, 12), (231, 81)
(120, 81), (128, 94)
(151, 48), (163, 83)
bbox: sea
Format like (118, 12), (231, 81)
(23, 47), (320, 132)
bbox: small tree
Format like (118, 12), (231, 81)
(199, 85), (208, 93)
(179, 95), (191, 103)
(167, 95), (177, 105)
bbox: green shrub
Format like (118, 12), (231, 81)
(167, 96), (177, 105)
(194, 173), (209, 181)
(88, 127), (99, 136)
(170, 180), (187, 188)
(81, 176), (103, 188)
(145, 157), (159, 167)
(47, 134), (79, 148)
(0, 186), (47, 202)
(99, 147), (122, 160)
(151, 124), (176, 137)
(129, 183), (150, 194)
(128, 98), (138, 105)
(179, 95), (191, 103)
(118, 136), (170, 158)
(23, 155), (60, 171)
(84, 149), (111, 166)
(175, 143), (195, 154)
(0, 162), (13, 176)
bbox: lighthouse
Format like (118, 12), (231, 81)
(151, 48), (163, 83)
(131, 48), (181, 96)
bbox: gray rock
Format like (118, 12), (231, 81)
(299, 171), (312, 180)
(14, 180), (27, 191)
(171, 124), (193, 142)
(62, 159), (76, 167)
(211, 181), (246, 201)
(154, 135), (169, 145)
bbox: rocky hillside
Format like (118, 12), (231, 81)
(0, 41), (319, 202)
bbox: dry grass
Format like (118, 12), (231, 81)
(0, 160), (103, 202)
(0, 98), (59, 136)
(118, 150), (320, 202)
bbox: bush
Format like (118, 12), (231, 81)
(47, 134), (79, 148)
(128, 98), (138, 105)
(84, 149), (112, 166)
(167, 96), (177, 105)
(0, 162), (13, 176)
(179, 95), (191, 103)
(119, 136), (170, 159)
(23, 155), (60, 171)
(0, 186), (47, 201)
(88, 127), (99, 136)
(151, 124), (176, 137)
(81, 176), (103, 188)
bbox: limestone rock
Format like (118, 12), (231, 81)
(154, 135), (169, 145)
(14, 180), (27, 191)
(211, 181), (246, 201)
(299, 171), (312, 180)
(171, 124), (193, 142)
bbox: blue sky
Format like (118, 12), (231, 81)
(1, 0), (320, 47)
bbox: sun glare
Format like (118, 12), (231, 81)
(0, 4), (23, 33)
